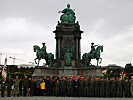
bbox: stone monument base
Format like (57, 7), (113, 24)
(33, 66), (103, 78)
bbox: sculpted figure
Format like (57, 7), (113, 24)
(90, 42), (98, 55)
(64, 49), (72, 66)
(41, 42), (47, 57)
(59, 4), (76, 24)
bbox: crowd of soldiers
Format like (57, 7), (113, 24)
(0, 75), (133, 97)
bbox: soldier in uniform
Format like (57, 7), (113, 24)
(95, 77), (100, 97)
(130, 76), (133, 97)
(55, 79), (60, 96)
(66, 78), (73, 97)
(60, 77), (66, 96)
(124, 79), (131, 97)
(22, 75), (29, 96)
(79, 77), (84, 97)
(105, 77), (110, 97)
(89, 77), (95, 97)
(1, 78), (6, 97)
(99, 78), (105, 97)
(121, 77), (126, 97)
(19, 77), (23, 96)
(84, 78), (89, 97)
(6, 75), (13, 97)
(36, 78), (41, 96)
(13, 76), (20, 97)
(110, 77), (116, 97)
(116, 78), (122, 97)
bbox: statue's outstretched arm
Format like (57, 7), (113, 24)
(58, 8), (66, 13)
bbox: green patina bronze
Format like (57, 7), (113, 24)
(33, 43), (54, 67)
(64, 49), (72, 66)
(58, 3), (76, 24)
(82, 43), (103, 67)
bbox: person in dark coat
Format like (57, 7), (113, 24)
(6, 75), (13, 97)
(73, 77), (79, 97)
(45, 77), (50, 96)
(36, 78), (41, 96)
(30, 79), (36, 96)
(19, 77), (23, 96)
(22, 75), (29, 96)
(1, 78), (6, 97)
(121, 77), (126, 97)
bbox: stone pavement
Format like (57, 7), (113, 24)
(0, 97), (133, 100)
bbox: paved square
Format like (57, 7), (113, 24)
(0, 97), (133, 100)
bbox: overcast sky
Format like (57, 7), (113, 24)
(0, 0), (133, 67)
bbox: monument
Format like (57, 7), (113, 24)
(33, 4), (103, 77)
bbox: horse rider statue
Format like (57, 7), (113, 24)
(90, 42), (98, 56)
(41, 42), (47, 58)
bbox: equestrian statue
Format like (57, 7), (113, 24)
(82, 42), (103, 67)
(33, 42), (54, 67)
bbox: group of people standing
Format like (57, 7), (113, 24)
(0, 75), (133, 97)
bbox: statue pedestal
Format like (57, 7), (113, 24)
(33, 66), (103, 77)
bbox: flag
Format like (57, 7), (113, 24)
(1, 57), (7, 80)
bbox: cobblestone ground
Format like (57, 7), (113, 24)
(0, 96), (133, 100)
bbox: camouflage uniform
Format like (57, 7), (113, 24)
(129, 78), (133, 97)
(13, 79), (20, 96)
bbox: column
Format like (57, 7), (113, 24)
(76, 38), (78, 59)
(79, 39), (81, 59)
(58, 38), (61, 59)
(56, 38), (58, 59)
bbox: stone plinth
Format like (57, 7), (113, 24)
(33, 66), (103, 77)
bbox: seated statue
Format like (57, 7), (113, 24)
(58, 3), (76, 24)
